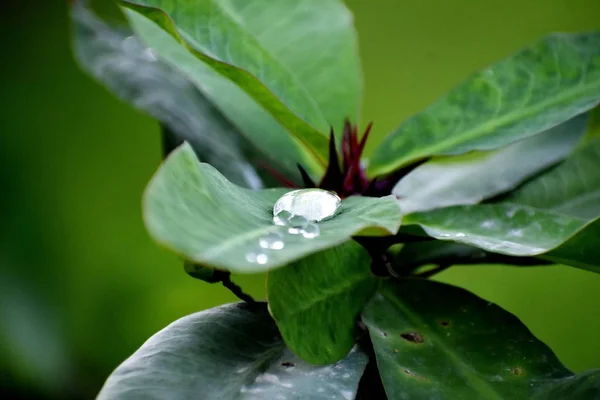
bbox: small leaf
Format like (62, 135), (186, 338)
(121, 0), (359, 163)
(267, 241), (378, 364)
(394, 114), (587, 213)
(369, 31), (600, 176)
(144, 144), (402, 273)
(362, 279), (600, 399)
(71, 2), (262, 188)
(98, 303), (368, 400)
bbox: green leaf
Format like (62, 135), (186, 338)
(403, 204), (600, 272)
(71, 2), (263, 188)
(506, 137), (600, 219)
(144, 143), (402, 273)
(122, 8), (324, 178)
(98, 303), (369, 400)
(393, 114), (587, 213)
(267, 241), (378, 365)
(121, 0), (360, 164)
(402, 139), (600, 272)
(362, 279), (600, 399)
(369, 31), (600, 176)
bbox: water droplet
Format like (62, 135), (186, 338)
(481, 220), (497, 229)
(455, 232), (466, 238)
(246, 252), (269, 264)
(301, 223), (320, 239)
(259, 232), (285, 250)
(287, 215), (309, 235)
(273, 210), (293, 226)
(143, 47), (158, 62)
(273, 189), (341, 222)
(509, 229), (524, 237)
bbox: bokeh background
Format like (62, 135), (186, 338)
(1, 0), (600, 398)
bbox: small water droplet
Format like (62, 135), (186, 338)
(143, 47), (158, 61)
(273, 210), (293, 226)
(246, 252), (269, 264)
(273, 189), (341, 222)
(481, 220), (497, 229)
(455, 232), (466, 238)
(287, 215), (309, 235)
(509, 229), (524, 237)
(259, 232), (285, 250)
(301, 223), (320, 239)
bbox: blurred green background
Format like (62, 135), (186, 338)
(1, 0), (599, 398)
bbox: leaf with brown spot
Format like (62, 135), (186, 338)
(362, 279), (600, 399)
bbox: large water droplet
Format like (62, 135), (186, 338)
(302, 223), (320, 239)
(246, 252), (269, 264)
(273, 189), (341, 223)
(259, 232), (285, 250)
(287, 215), (309, 235)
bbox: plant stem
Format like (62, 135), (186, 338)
(219, 272), (257, 306)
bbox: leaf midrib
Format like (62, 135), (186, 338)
(381, 289), (505, 400)
(376, 76), (600, 175)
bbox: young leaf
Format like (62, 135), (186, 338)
(97, 303), (368, 400)
(362, 279), (600, 399)
(121, 0), (360, 162)
(267, 241), (378, 365)
(144, 144), (402, 273)
(394, 114), (587, 213)
(71, 2), (262, 188)
(369, 31), (600, 176)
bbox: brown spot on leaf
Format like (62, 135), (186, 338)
(393, 348), (399, 353)
(400, 332), (424, 343)
(440, 320), (450, 327)
(281, 362), (295, 368)
(511, 366), (524, 376)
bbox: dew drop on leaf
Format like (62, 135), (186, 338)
(258, 232), (285, 250)
(273, 189), (341, 223)
(301, 223), (320, 239)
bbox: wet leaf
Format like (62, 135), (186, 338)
(98, 303), (368, 399)
(144, 144), (402, 273)
(369, 31), (600, 176)
(267, 241), (378, 364)
(394, 114), (587, 213)
(362, 279), (600, 399)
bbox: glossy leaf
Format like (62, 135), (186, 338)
(122, 0), (359, 163)
(123, 8), (324, 178)
(144, 143), (402, 273)
(394, 114), (587, 213)
(362, 279), (600, 399)
(506, 137), (600, 219)
(369, 31), (600, 176)
(98, 303), (368, 400)
(71, 2), (262, 188)
(267, 241), (378, 364)
(403, 203), (600, 272)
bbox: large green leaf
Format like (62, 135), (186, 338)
(122, 0), (361, 163)
(71, 2), (264, 188)
(98, 303), (369, 400)
(144, 143), (402, 273)
(362, 279), (600, 399)
(123, 8), (324, 178)
(393, 114), (587, 213)
(267, 242), (378, 365)
(369, 31), (600, 176)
